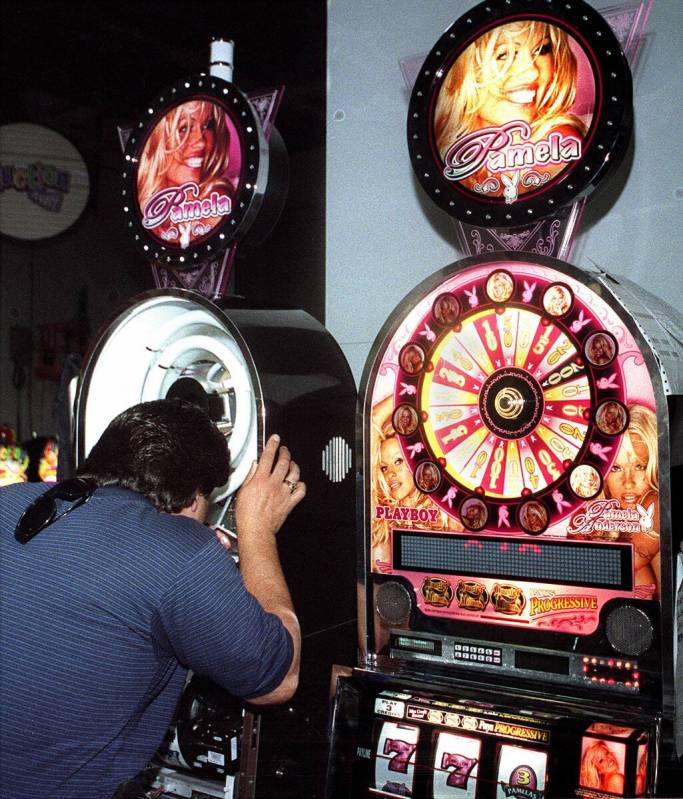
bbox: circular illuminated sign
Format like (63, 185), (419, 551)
(122, 76), (267, 268)
(0, 123), (89, 241)
(407, 0), (632, 227)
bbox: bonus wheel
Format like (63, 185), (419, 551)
(384, 256), (629, 534)
(419, 304), (591, 499)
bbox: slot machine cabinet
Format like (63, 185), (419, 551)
(327, 252), (682, 798)
(74, 288), (357, 798)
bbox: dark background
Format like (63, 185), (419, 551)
(0, 1), (327, 438)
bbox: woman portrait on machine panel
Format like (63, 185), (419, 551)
(460, 497), (488, 531)
(393, 404), (419, 437)
(486, 270), (514, 304)
(603, 404), (660, 596)
(415, 461), (441, 493)
(543, 283), (573, 318)
(585, 331), (617, 367)
(595, 400), (628, 437)
(571, 405), (660, 597)
(371, 395), (462, 566)
(432, 293), (460, 327)
(579, 740), (625, 795)
(569, 464), (601, 500)
(137, 99), (238, 246)
(399, 343), (426, 375)
(518, 500), (548, 534)
(434, 19), (589, 197)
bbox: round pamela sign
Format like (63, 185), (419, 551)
(122, 75), (267, 268)
(407, 0), (633, 227)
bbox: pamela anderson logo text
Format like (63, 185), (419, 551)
(442, 120), (581, 184)
(567, 499), (640, 536)
(142, 182), (232, 230)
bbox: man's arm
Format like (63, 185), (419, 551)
(232, 434), (305, 705)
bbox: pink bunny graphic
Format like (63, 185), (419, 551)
(522, 281), (536, 303)
(570, 309), (591, 333)
(178, 221), (192, 250)
(464, 286), (479, 308)
(636, 503), (655, 533)
(501, 171), (520, 204)
(597, 374), (620, 390)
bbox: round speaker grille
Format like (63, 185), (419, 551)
(376, 581), (412, 626)
(605, 605), (654, 656)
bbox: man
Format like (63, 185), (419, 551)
(0, 399), (303, 799)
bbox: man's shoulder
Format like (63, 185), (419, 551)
(0, 481), (49, 523)
(0, 481), (47, 500)
(89, 487), (215, 546)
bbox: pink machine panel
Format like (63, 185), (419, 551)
(362, 254), (663, 702)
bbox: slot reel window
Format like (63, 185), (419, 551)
(372, 720), (420, 798)
(432, 731), (481, 798)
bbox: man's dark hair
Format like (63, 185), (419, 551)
(77, 399), (231, 512)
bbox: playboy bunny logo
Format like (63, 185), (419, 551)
(465, 287), (479, 308)
(597, 373), (619, 390)
(501, 171), (519, 204)
(178, 221), (192, 250)
(570, 310), (591, 333)
(589, 442), (612, 462)
(406, 442), (424, 459)
(552, 489), (571, 513)
(420, 323), (436, 342)
(636, 503), (655, 533)
(522, 281), (536, 303)
(442, 486), (457, 508)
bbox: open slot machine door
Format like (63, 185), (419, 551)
(74, 288), (356, 798)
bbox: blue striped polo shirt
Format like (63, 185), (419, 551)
(0, 482), (292, 799)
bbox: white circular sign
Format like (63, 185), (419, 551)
(0, 123), (89, 240)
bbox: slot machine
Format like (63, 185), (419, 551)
(74, 289), (357, 797)
(327, 252), (682, 798)
(70, 39), (357, 799)
(326, 0), (682, 796)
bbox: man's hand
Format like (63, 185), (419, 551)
(233, 434), (304, 705)
(235, 434), (306, 542)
